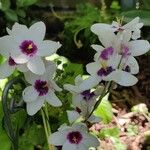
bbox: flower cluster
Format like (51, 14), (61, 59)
(0, 17), (149, 150)
(0, 22), (62, 115)
(48, 17), (149, 150)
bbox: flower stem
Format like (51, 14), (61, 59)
(41, 104), (55, 150)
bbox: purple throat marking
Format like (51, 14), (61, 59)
(121, 45), (131, 58)
(81, 90), (95, 101)
(20, 40), (37, 57)
(34, 80), (49, 96)
(97, 66), (114, 77)
(100, 47), (114, 60)
(124, 65), (131, 73)
(8, 57), (17, 66)
(67, 131), (83, 144)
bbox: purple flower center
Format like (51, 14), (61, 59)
(121, 45), (131, 58)
(8, 57), (17, 66)
(97, 66), (114, 77)
(20, 40), (37, 57)
(100, 47), (114, 60)
(34, 80), (49, 96)
(81, 90), (95, 101)
(67, 131), (83, 144)
(124, 65), (131, 72)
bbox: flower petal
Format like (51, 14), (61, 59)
(29, 21), (46, 42)
(79, 76), (100, 91)
(67, 110), (80, 124)
(50, 80), (62, 92)
(38, 40), (61, 56)
(62, 141), (78, 150)
(27, 56), (45, 75)
(86, 62), (100, 75)
(91, 44), (104, 52)
(0, 62), (15, 79)
(82, 133), (99, 148)
(12, 53), (30, 64)
(48, 131), (66, 145)
(127, 56), (139, 74)
(26, 97), (44, 116)
(46, 91), (62, 107)
(129, 40), (150, 56)
(22, 86), (38, 102)
(17, 64), (28, 72)
(108, 70), (138, 86)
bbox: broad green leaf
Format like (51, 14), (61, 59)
(5, 9), (18, 22)
(121, 10), (150, 26)
(0, 0), (10, 11)
(99, 127), (120, 139)
(94, 95), (113, 124)
(16, 0), (38, 7)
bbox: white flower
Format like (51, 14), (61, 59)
(49, 123), (99, 150)
(64, 75), (100, 123)
(22, 61), (62, 115)
(79, 48), (138, 90)
(0, 36), (28, 79)
(0, 22), (61, 75)
(91, 17), (143, 40)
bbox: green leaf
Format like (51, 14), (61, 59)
(99, 127), (120, 139)
(16, 9), (26, 18)
(5, 9), (18, 22)
(121, 10), (150, 26)
(16, 0), (38, 7)
(94, 95), (113, 124)
(0, 0), (10, 11)
(142, 0), (150, 9)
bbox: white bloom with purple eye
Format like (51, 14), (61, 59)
(91, 17), (143, 40)
(79, 45), (138, 90)
(1, 22), (61, 75)
(64, 75), (100, 123)
(0, 36), (28, 79)
(49, 123), (99, 150)
(22, 61), (62, 115)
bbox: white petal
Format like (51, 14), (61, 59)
(72, 94), (83, 107)
(91, 23), (115, 35)
(86, 62), (100, 75)
(82, 133), (99, 148)
(22, 86), (38, 102)
(48, 131), (66, 145)
(46, 91), (62, 107)
(79, 76), (100, 91)
(88, 115), (101, 123)
(132, 29), (141, 40)
(62, 141), (78, 150)
(44, 61), (56, 78)
(50, 80), (62, 91)
(74, 75), (83, 86)
(26, 98), (44, 116)
(122, 30), (132, 42)
(123, 17), (139, 30)
(129, 40), (150, 56)
(108, 70), (138, 86)
(91, 44), (104, 52)
(12, 53), (30, 64)
(0, 62), (15, 79)
(64, 84), (80, 93)
(0, 35), (12, 57)
(29, 21), (46, 42)
(27, 56), (45, 75)
(127, 56), (139, 74)
(38, 40), (61, 56)
(67, 110), (80, 124)
(24, 71), (40, 84)
(17, 64), (28, 72)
